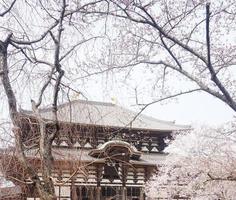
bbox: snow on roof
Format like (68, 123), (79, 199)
(22, 99), (190, 132)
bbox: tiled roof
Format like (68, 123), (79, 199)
(25, 147), (167, 166)
(21, 99), (190, 132)
(26, 147), (103, 163)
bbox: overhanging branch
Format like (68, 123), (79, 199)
(0, 0), (16, 17)
(205, 3), (236, 111)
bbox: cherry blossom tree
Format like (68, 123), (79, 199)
(86, 0), (236, 113)
(146, 121), (236, 199)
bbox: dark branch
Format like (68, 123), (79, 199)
(207, 173), (236, 182)
(205, 3), (236, 111)
(160, 34), (182, 70)
(0, 0), (16, 17)
(35, 67), (55, 108)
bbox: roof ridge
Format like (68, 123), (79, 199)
(37, 99), (115, 112)
(73, 99), (114, 106)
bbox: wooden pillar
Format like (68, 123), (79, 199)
(71, 177), (78, 200)
(116, 187), (120, 199)
(121, 186), (127, 200)
(89, 187), (94, 200)
(121, 164), (128, 200)
(71, 184), (78, 200)
(78, 186), (82, 200)
(96, 187), (101, 200)
(96, 164), (103, 200)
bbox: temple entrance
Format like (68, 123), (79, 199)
(72, 141), (144, 200)
(101, 186), (119, 200)
(101, 186), (140, 200)
(74, 186), (142, 200)
(101, 186), (141, 200)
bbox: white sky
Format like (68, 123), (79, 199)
(142, 92), (235, 126)
(74, 78), (235, 126)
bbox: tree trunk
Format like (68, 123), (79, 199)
(0, 38), (56, 200)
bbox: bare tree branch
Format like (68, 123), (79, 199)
(160, 34), (182, 70)
(129, 88), (201, 127)
(205, 4), (236, 111)
(0, 0), (16, 17)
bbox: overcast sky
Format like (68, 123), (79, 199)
(74, 76), (235, 126)
(143, 92), (235, 126)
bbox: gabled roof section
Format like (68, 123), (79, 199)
(21, 99), (190, 132)
(89, 140), (142, 159)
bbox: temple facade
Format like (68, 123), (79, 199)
(1, 100), (189, 200)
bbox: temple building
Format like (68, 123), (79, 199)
(0, 100), (189, 200)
